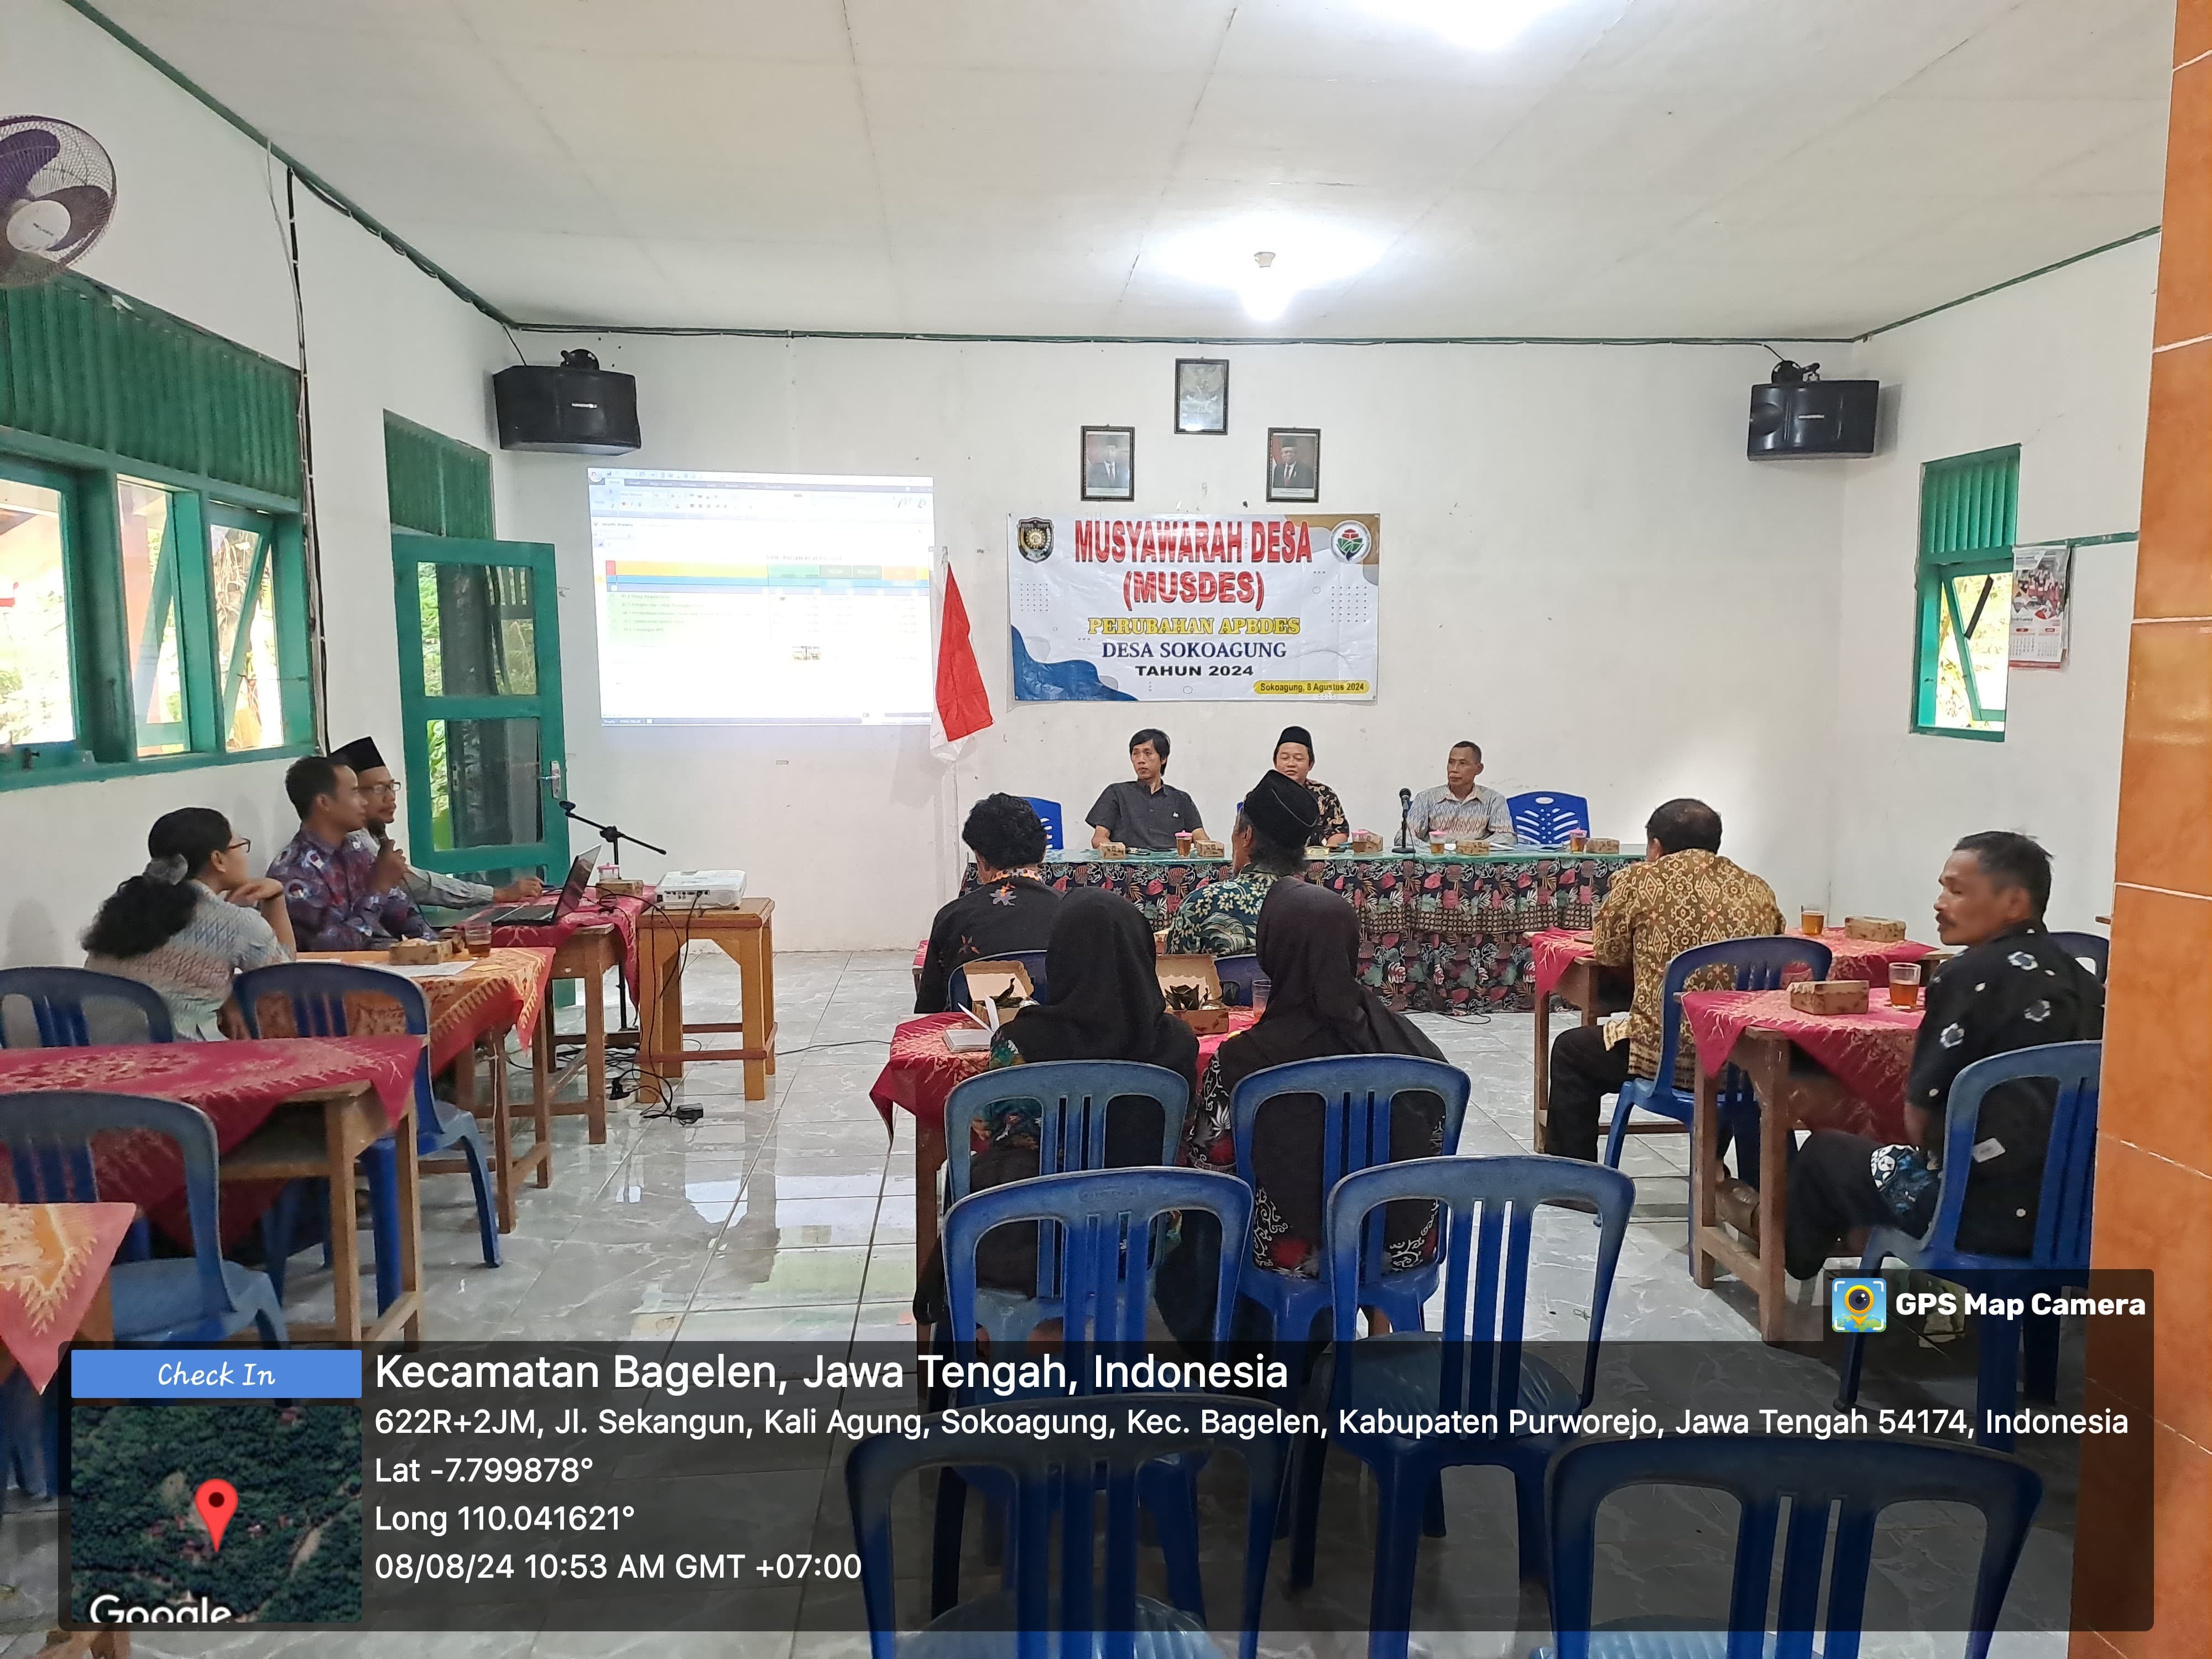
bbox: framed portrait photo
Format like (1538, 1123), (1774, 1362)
(1081, 425), (1136, 502)
(1173, 358), (1229, 435)
(1266, 427), (1321, 503)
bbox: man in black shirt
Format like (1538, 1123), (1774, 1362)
(1786, 831), (2104, 1279)
(914, 794), (1062, 1014)
(1087, 728), (1206, 853)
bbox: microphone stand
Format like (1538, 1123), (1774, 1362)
(1395, 790), (1415, 855)
(556, 797), (669, 1066)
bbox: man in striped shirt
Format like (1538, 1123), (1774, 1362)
(1407, 741), (1516, 844)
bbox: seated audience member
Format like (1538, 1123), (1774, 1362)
(269, 755), (434, 952)
(331, 735), (542, 910)
(1270, 727), (1348, 848)
(1162, 769), (1316, 956)
(1181, 879), (1447, 1278)
(82, 808), (295, 1040)
(1785, 832), (2104, 1279)
(1408, 740), (1516, 844)
(1545, 797), (1783, 1162)
(914, 792), (1062, 1015)
(911, 889), (1198, 1326)
(1088, 727), (1205, 852)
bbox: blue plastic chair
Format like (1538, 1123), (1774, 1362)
(1839, 1041), (2101, 1449)
(0, 1091), (286, 1347)
(0, 966), (173, 1047)
(1507, 792), (1591, 847)
(851, 1391), (1288, 1659)
(947, 950), (1050, 1014)
(1021, 796), (1065, 853)
(2047, 930), (2109, 984)
(1230, 1055), (1471, 1350)
(1214, 953), (1264, 1008)
(943, 1061), (1191, 1347)
(234, 961), (499, 1307)
(935, 1167), (1254, 1624)
(1292, 1155), (1634, 1658)
(1604, 936), (1835, 1171)
(1541, 1434), (2043, 1659)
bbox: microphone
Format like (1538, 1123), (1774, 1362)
(1395, 787), (1414, 855)
(1399, 787), (1412, 806)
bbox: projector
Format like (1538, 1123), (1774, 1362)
(657, 869), (747, 907)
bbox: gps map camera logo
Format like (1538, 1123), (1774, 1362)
(1831, 1275), (1887, 1334)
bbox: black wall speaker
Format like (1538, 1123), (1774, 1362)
(494, 351), (640, 455)
(1747, 377), (1877, 458)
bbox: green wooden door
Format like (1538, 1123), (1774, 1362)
(392, 532), (568, 881)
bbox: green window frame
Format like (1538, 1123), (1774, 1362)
(1912, 445), (2018, 742)
(0, 446), (312, 787)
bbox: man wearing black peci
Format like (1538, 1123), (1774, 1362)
(915, 794), (1063, 1014)
(1785, 831), (2105, 1280)
(1087, 728), (1206, 853)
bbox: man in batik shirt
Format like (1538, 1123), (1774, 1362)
(1786, 831), (2103, 1278)
(268, 754), (434, 952)
(1162, 769), (1317, 956)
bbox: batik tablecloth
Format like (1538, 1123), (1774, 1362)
(1530, 928), (1935, 1004)
(0, 1201), (134, 1391)
(869, 1010), (1256, 1137)
(496, 892), (646, 994)
(288, 947), (553, 1073)
(0, 1036), (424, 1240)
(966, 852), (1639, 1014)
(1681, 988), (1922, 1141)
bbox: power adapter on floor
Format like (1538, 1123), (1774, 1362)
(673, 1104), (703, 1124)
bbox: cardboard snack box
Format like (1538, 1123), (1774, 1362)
(1098, 842), (1128, 860)
(1156, 954), (1232, 1034)
(1788, 979), (1869, 1015)
(1844, 916), (1908, 942)
(1349, 831), (1384, 853)
(960, 960), (1035, 1023)
(1189, 838), (1225, 859)
(389, 937), (460, 966)
(1587, 837), (1621, 854)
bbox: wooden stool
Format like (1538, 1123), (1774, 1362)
(635, 898), (777, 1103)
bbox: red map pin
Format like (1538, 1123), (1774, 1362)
(193, 1479), (237, 1552)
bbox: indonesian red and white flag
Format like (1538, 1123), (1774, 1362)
(931, 557), (992, 759)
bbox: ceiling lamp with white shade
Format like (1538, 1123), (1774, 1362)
(1152, 220), (1382, 327)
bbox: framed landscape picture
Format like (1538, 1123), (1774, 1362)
(1266, 427), (1320, 503)
(1174, 358), (1229, 435)
(1081, 426), (1135, 500)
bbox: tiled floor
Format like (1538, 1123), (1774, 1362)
(0, 950), (2065, 1658)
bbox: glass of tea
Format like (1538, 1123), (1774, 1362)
(462, 922), (494, 959)
(1888, 961), (1923, 1009)
(1801, 908), (1827, 936)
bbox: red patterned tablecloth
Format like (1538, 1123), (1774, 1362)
(0, 1201), (134, 1392)
(1681, 988), (1922, 1140)
(291, 947), (553, 1074)
(870, 1010), (1256, 1135)
(0, 1036), (424, 1239)
(1528, 928), (1934, 1003)
(495, 892), (646, 994)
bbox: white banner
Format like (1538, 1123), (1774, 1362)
(1007, 513), (1380, 702)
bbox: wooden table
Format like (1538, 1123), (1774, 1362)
(1682, 990), (1919, 1343)
(638, 898), (778, 1103)
(300, 949), (555, 1235)
(526, 925), (622, 1144)
(219, 1081), (423, 1343)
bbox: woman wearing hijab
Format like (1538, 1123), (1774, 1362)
(913, 890), (1199, 1324)
(1182, 878), (1448, 1275)
(1272, 726), (1349, 848)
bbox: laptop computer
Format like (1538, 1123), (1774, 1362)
(463, 853), (595, 928)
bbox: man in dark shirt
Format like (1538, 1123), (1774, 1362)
(1785, 831), (2104, 1279)
(1087, 728), (1206, 853)
(915, 794), (1062, 1014)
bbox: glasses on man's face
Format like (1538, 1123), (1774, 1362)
(228, 838), (252, 855)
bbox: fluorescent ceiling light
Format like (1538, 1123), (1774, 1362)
(1152, 220), (1382, 325)
(1371, 0), (1575, 50)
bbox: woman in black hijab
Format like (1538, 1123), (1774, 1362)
(1183, 877), (1448, 1274)
(913, 890), (1197, 1324)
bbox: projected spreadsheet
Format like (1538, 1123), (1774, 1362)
(588, 469), (934, 724)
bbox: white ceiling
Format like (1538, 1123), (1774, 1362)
(88, 0), (2173, 337)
